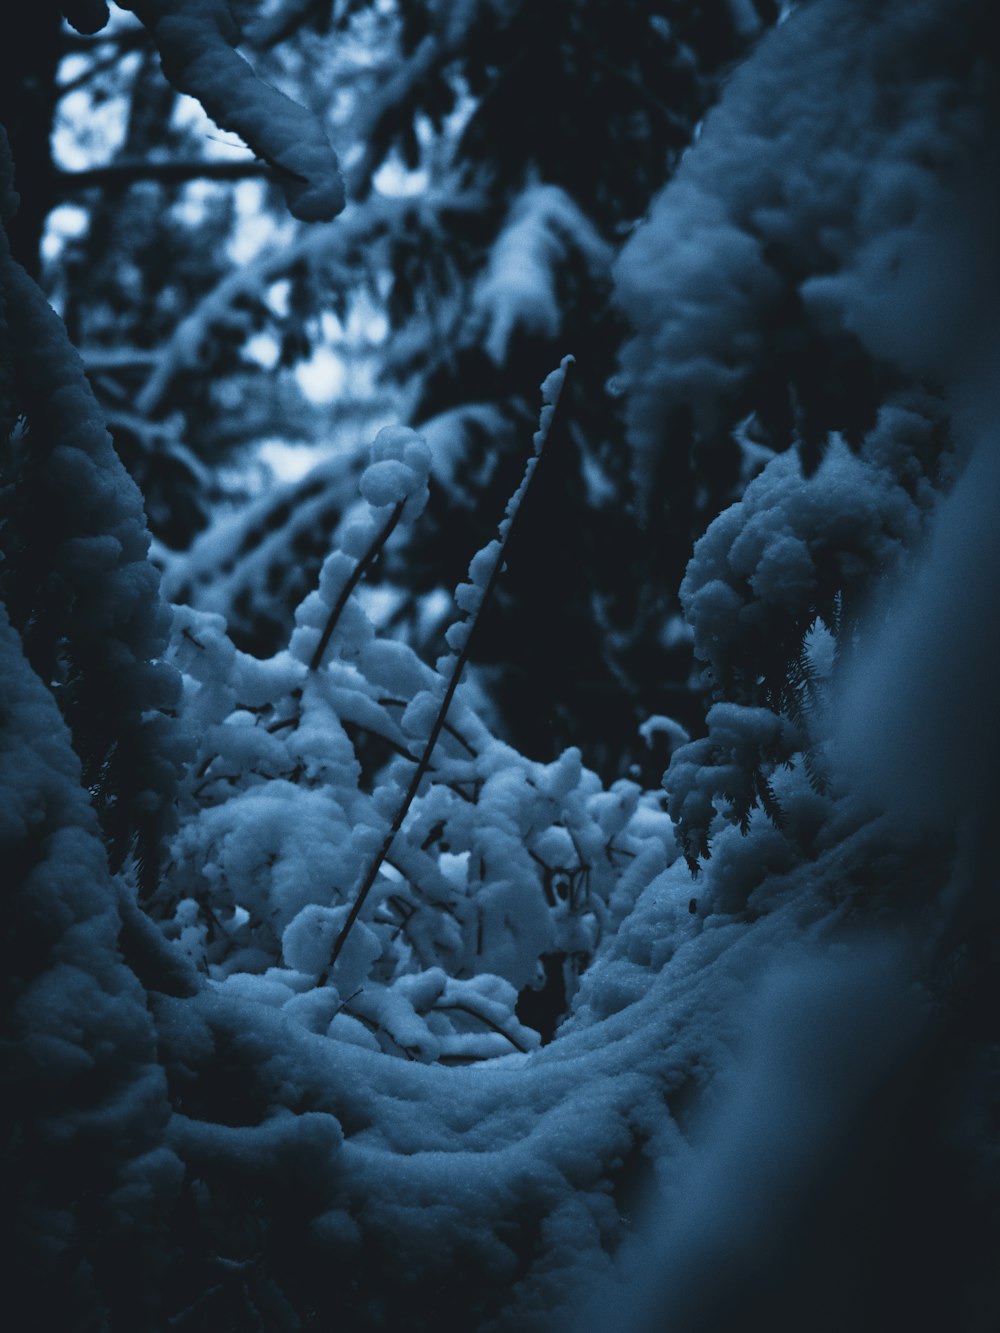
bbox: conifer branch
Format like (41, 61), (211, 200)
(322, 358), (574, 980)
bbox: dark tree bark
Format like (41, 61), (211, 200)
(0, 7), (63, 276)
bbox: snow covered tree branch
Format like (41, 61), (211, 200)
(0, 126), (184, 892)
(117, 0), (345, 221)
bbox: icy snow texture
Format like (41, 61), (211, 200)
(615, 0), (999, 487)
(118, 0), (344, 221)
(636, 0), (994, 870)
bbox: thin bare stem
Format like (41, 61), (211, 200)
(322, 358), (573, 979)
(376, 696), (478, 756)
(309, 499), (405, 671)
(431, 1002), (530, 1054)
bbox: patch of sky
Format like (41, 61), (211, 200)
(294, 345), (348, 404)
(53, 51), (142, 170)
(228, 180), (294, 264)
(41, 204), (89, 266)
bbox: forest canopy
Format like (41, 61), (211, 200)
(3, 2), (999, 1330)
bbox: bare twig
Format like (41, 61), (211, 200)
(309, 499), (405, 671)
(321, 358), (574, 980)
(341, 1003), (420, 1060)
(431, 1001), (530, 1054)
(377, 696), (478, 756)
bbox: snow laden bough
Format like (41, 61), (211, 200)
(0, 126), (185, 895)
(135, 364), (705, 1329)
(92, 0), (345, 222)
(156, 359), (676, 1068)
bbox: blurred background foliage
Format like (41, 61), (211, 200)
(9, 0), (797, 789)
